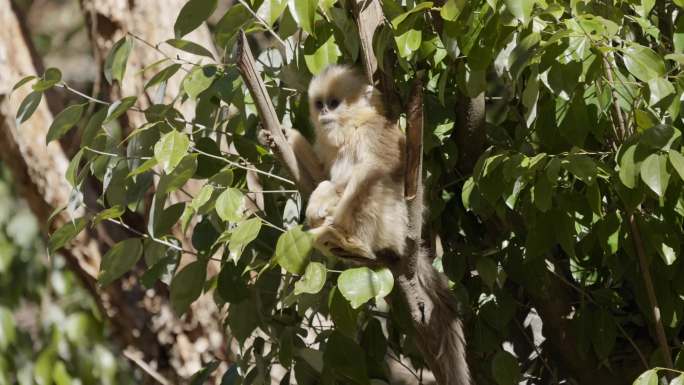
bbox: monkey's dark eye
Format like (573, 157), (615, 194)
(329, 98), (340, 109)
(314, 100), (324, 110)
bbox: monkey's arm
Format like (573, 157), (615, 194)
(259, 127), (326, 184)
(285, 128), (326, 184)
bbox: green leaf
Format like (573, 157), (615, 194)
(504, 0), (535, 23)
(174, 0), (218, 38)
(338, 267), (394, 309)
(294, 262), (326, 295)
(561, 154), (597, 184)
(619, 144), (638, 188)
(532, 176), (552, 212)
(476, 257), (498, 288)
(640, 153), (670, 197)
(257, 0), (289, 26)
(304, 27), (342, 75)
(0, 307), (16, 350)
(46, 103), (85, 143)
(215, 188), (245, 222)
(183, 65), (217, 100)
(65, 148), (84, 187)
(154, 130), (191, 173)
(632, 370), (658, 385)
(166, 39), (215, 59)
(639, 124), (677, 150)
(98, 238), (143, 286)
(391, 2), (433, 28)
(228, 217), (262, 257)
(217, 262), (249, 303)
(323, 331), (369, 385)
(170, 260), (207, 315)
(32, 68), (62, 92)
(189, 362), (220, 385)
(103, 96), (137, 124)
(104, 36), (133, 85)
(440, 0), (465, 21)
(157, 155), (198, 196)
(491, 351), (520, 385)
(287, 0), (316, 35)
(190, 184), (214, 211)
(15, 91), (42, 126)
(592, 309), (617, 358)
(623, 43), (666, 82)
(128, 158), (158, 178)
(395, 29), (422, 58)
(12, 75), (36, 92)
(144, 63), (182, 89)
(48, 217), (88, 254)
(330, 8), (359, 62)
(274, 226), (313, 274)
(92, 205), (125, 226)
(669, 150), (684, 181)
(214, 4), (251, 48)
(647, 77), (675, 106)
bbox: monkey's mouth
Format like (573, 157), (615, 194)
(319, 117), (335, 127)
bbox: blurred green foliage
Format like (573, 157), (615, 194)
(0, 165), (135, 385)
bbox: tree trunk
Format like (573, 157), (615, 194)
(1, 1), (225, 383)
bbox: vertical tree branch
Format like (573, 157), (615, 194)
(236, 30), (316, 195)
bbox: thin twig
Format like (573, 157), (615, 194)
(235, 0), (287, 49)
(190, 146), (295, 185)
(123, 349), (171, 385)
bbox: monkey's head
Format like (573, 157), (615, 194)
(308, 65), (384, 134)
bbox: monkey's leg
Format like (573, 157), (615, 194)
(309, 221), (375, 259)
(330, 164), (384, 229)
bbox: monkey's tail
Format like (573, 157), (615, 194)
(408, 250), (471, 385)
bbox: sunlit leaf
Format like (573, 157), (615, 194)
(215, 188), (244, 222)
(640, 153), (670, 197)
(154, 130), (190, 173)
(623, 43), (666, 82)
(274, 226), (313, 274)
(287, 0), (316, 35)
(294, 262), (326, 295)
(338, 267), (394, 309)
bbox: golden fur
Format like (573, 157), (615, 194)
(304, 65), (407, 259)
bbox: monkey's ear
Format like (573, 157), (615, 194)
(364, 84), (382, 100)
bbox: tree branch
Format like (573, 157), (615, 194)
(236, 30), (317, 195)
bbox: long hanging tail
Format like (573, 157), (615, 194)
(401, 250), (471, 385)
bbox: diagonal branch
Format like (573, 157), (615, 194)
(235, 31), (316, 195)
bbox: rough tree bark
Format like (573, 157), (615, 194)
(2, 1), (225, 383)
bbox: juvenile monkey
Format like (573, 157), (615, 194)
(306, 65), (408, 259)
(261, 65), (408, 259)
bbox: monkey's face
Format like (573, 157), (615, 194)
(308, 65), (372, 132)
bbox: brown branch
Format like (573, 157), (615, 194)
(351, 0), (401, 120)
(236, 30), (316, 195)
(629, 214), (674, 368)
